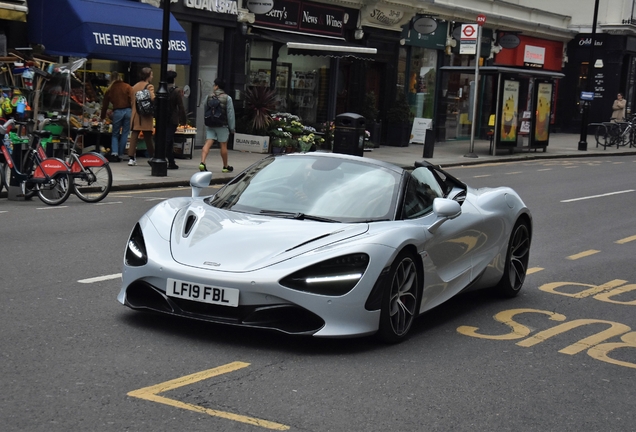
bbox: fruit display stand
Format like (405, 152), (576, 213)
(174, 126), (196, 159)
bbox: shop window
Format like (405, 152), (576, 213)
(407, 47), (437, 119)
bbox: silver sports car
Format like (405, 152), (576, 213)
(117, 153), (531, 342)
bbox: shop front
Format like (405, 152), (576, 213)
(357, 2), (414, 145)
(560, 33), (636, 133)
(22, 0), (191, 155)
(400, 16), (447, 123)
(246, 0), (374, 127)
(438, 33), (564, 153)
(165, 0), (240, 148)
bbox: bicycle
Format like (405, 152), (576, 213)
(594, 116), (636, 149)
(65, 127), (113, 203)
(0, 119), (72, 205)
(15, 118), (113, 203)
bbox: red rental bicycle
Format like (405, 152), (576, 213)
(65, 126), (112, 203)
(0, 119), (72, 206)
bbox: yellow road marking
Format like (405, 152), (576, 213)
(128, 362), (289, 430)
(527, 267), (544, 275)
(615, 235), (636, 244)
(567, 250), (600, 260)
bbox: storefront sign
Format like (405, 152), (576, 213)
(409, 118), (432, 144)
(255, 0), (345, 37)
(246, 0), (274, 15)
(183, 0), (238, 15)
(412, 17), (437, 35)
(495, 34), (563, 71)
(402, 20), (447, 49)
(233, 133), (269, 153)
(360, 3), (411, 30)
(498, 33), (520, 49)
(299, 3), (344, 35)
(524, 45), (545, 68)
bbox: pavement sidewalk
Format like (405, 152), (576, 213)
(3, 133), (635, 198)
(106, 133), (636, 191)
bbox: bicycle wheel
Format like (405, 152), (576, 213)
(37, 172), (72, 205)
(73, 164), (113, 203)
(617, 124), (629, 147)
(595, 125), (609, 148)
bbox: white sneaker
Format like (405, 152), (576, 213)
(128, 158), (137, 166)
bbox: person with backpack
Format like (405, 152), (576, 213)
(100, 71), (133, 162)
(166, 70), (187, 170)
(200, 77), (235, 173)
(128, 67), (155, 166)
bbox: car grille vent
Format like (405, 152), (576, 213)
(184, 213), (197, 237)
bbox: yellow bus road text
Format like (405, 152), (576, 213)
(128, 362), (289, 430)
(458, 308), (636, 370)
(539, 279), (636, 305)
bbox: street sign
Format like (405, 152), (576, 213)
(461, 24), (477, 40)
(580, 91), (594, 101)
(460, 24), (478, 54)
(477, 14), (487, 26)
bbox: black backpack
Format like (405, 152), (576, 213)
(204, 93), (227, 127)
(135, 84), (154, 116)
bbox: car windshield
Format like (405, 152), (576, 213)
(207, 155), (402, 223)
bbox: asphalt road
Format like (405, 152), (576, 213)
(1, 156), (635, 431)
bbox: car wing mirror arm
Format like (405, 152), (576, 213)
(190, 172), (213, 197)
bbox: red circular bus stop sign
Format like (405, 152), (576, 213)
(477, 14), (487, 26)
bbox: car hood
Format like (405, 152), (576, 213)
(169, 203), (369, 272)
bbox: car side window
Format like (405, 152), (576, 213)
(402, 169), (443, 219)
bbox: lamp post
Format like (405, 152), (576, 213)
(150, 0), (171, 176)
(578, 0), (601, 151)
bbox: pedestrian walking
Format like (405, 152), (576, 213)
(128, 67), (155, 166)
(611, 93), (626, 122)
(199, 77), (235, 173)
(100, 71), (133, 162)
(166, 70), (187, 170)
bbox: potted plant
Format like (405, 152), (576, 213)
(360, 91), (381, 147)
(233, 86), (278, 154)
(385, 91), (414, 147)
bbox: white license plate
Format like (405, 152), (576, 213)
(166, 278), (239, 307)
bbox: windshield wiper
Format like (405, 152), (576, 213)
(258, 210), (340, 223)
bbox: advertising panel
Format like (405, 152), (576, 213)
(500, 80), (519, 144)
(533, 82), (553, 144)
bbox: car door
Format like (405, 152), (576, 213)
(402, 169), (486, 311)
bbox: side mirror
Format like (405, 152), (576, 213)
(428, 198), (461, 233)
(190, 171), (212, 197)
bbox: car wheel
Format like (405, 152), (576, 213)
(377, 251), (421, 343)
(496, 220), (530, 298)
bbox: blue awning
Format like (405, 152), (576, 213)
(27, 0), (190, 64)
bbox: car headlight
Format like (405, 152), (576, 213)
(280, 253), (369, 296)
(126, 223), (148, 266)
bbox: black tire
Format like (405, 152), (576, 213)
(37, 172), (72, 206)
(595, 126), (608, 148)
(496, 220), (531, 298)
(73, 164), (113, 203)
(377, 250), (421, 343)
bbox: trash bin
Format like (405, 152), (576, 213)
(423, 127), (435, 158)
(333, 113), (366, 157)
